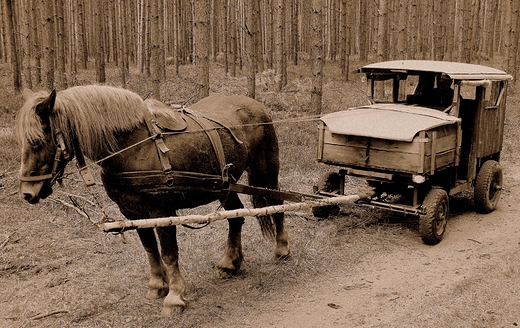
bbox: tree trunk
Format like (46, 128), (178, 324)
(75, 0), (88, 69)
(42, 0), (55, 89)
(193, 0), (210, 101)
(30, 0), (41, 84)
(93, 0), (105, 83)
(21, 0), (33, 90)
(0, 0), (7, 62)
(55, 0), (67, 89)
(252, 0), (263, 73)
(150, 0), (165, 98)
(359, 0), (368, 62)
(275, 0), (286, 90)
(376, 0), (388, 62)
(339, 0), (346, 75)
(228, 0), (237, 77)
(291, 0), (299, 65)
(5, 0), (21, 92)
(117, 0), (127, 86)
(245, 0), (256, 98)
(310, 0), (323, 114)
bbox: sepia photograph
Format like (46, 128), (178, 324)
(1, 0), (519, 327)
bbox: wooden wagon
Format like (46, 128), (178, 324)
(315, 60), (513, 244)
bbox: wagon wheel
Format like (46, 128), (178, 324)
(419, 188), (449, 245)
(474, 160), (503, 214)
(312, 172), (341, 218)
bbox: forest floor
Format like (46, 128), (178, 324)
(1, 61), (519, 327)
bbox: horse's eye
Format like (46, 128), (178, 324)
(28, 139), (44, 149)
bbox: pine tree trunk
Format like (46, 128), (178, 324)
(291, 0), (299, 65)
(150, 0), (165, 98)
(30, 0), (41, 84)
(310, 0), (323, 114)
(275, 0), (286, 90)
(376, 0), (388, 62)
(245, 0), (256, 98)
(193, 0), (210, 101)
(117, 0), (127, 86)
(5, 0), (21, 92)
(0, 0), (7, 62)
(21, 0), (33, 89)
(42, 0), (55, 89)
(228, 0), (237, 77)
(56, 0), (67, 89)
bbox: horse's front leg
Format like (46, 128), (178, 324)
(217, 193), (245, 278)
(136, 228), (169, 299)
(156, 225), (187, 315)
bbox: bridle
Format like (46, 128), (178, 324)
(18, 130), (72, 186)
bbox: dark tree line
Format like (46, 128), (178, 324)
(1, 0), (519, 106)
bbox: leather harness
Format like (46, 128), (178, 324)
(103, 105), (236, 193)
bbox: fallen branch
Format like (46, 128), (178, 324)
(29, 310), (69, 320)
(49, 197), (90, 220)
(101, 191), (376, 233)
(56, 191), (97, 206)
(0, 233), (13, 249)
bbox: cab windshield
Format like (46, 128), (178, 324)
(369, 73), (456, 110)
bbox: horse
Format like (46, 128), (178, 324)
(17, 85), (290, 315)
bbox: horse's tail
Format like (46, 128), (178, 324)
(254, 205), (276, 240)
(249, 122), (282, 241)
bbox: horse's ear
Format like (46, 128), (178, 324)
(22, 89), (34, 101)
(36, 90), (57, 118)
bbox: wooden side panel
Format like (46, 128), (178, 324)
(318, 123), (459, 175)
(477, 82), (507, 158)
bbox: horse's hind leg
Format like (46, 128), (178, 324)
(156, 225), (187, 315)
(249, 148), (290, 259)
(252, 194), (290, 259)
(136, 228), (169, 299)
(217, 192), (245, 278)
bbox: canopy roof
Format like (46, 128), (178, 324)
(360, 60), (513, 81)
(321, 104), (460, 142)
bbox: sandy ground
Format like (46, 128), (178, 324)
(242, 187), (520, 328)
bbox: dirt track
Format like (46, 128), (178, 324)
(241, 187), (520, 328)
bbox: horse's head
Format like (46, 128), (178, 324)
(18, 90), (71, 204)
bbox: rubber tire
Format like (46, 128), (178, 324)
(419, 188), (449, 245)
(312, 172), (341, 218)
(474, 160), (503, 214)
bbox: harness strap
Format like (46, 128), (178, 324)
(72, 134), (96, 187)
(183, 109), (227, 174)
(141, 105), (229, 183)
(142, 107), (173, 173)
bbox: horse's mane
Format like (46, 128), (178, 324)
(17, 85), (174, 160)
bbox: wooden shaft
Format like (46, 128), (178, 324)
(100, 191), (375, 233)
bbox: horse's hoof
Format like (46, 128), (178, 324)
(216, 256), (242, 278)
(216, 267), (237, 279)
(160, 305), (184, 316)
(274, 246), (290, 260)
(146, 287), (168, 299)
(274, 252), (291, 261)
(161, 294), (186, 316)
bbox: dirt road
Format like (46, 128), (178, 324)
(227, 187), (520, 328)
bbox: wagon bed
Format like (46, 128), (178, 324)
(318, 104), (461, 175)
